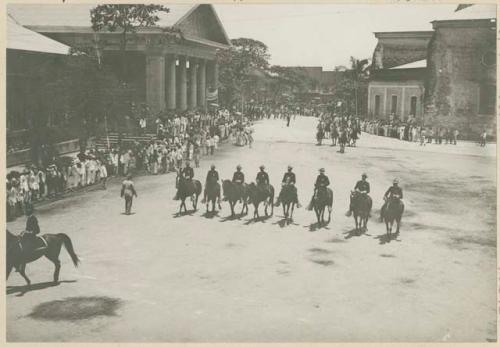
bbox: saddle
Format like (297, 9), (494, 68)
(19, 232), (47, 254)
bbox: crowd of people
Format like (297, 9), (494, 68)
(360, 119), (489, 146)
(6, 107), (253, 222)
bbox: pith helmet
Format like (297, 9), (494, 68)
(393, 178), (399, 184)
(319, 168), (325, 173)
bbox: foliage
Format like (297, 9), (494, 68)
(217, 38), (271, 107)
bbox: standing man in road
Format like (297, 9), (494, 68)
(121, 174), (138, 215)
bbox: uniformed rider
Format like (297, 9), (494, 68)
(379, 178), (404, 221)
(256, 165), (271, 195)
(202, 164), (221, 208)
(231, 164), (245, 203)
(307, 168), (330, 210)
(275, 165), (301, 208)
(346, 173), (370, 216)
(22, 205), (47, 254)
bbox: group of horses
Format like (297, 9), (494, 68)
(175, 171), (404, 238)
(316, 124), (360, 153)
(176, 172), (333, 225)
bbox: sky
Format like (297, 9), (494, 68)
(213, 4), (496, 70)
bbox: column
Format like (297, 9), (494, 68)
(197, 59), (206, 109)
(213, 60), (219, 90)
(178, 56), (187, 111)
(165, 55), (176, 110)
(145, 54), (166, 113)
(189, 58), (198, 110)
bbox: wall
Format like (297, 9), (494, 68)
(368, 80), (425, 121)
(426, 20), (496, 136)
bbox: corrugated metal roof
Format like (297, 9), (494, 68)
(7, 4), (196, 28)
(7, 14), (70, 55)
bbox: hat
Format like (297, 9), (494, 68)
(319, 168), (325, 173)
(287, 165), (293, 170)
(259, 165), (265, 169)
(362, 173), (367, 178)
(237, 165), (242, 170)
(211, 164), (216, 169)
(393, 178), (399, 184)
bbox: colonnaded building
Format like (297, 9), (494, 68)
(7, 4), (230, 166)
(367, 5), (496, 137)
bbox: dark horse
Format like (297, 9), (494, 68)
(311, 186), (333, 225)
(176, 172), (202, 214)
(382, 196), (404, 240)
(350, 191), (372, 233)
(204, 181), (221, 213)
(278, 184), (297, 223)
(222, 180), (248, 217)
(247, 183), (274, 219)
(7, 230), (79, 285)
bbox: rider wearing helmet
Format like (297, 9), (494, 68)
(22, 205), (47, 255)
(181, 160), (194, 180)
(256, 165), (271, 195)
(231, 165), (245, 203)
(346, 173), (370, 216)
(380, 178), (404, 221)
(308, 168), (330, 210)
(275, 165), (301, 208)
(202, 164), (221, 208)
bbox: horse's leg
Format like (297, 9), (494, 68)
(327, 205), (332, 224)
(290, 203), (295, 221)
(396, 217), (401, 234)
(18, 264), (31, 286)
(230, 201), (235, 216)
(283, 203), (287, 219)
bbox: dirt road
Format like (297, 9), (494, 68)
(6, 116), (497, 342)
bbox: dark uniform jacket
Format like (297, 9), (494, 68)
(282, 172), (296, 184)
(26, 215), (40, 235)
(315, 174), (330, 188)
(354, 180), (370, 193)
(182, 166), (194, 179)
(256, 171), (270, 185)
(232, 171), (244, 183)
(385, 185), (403, 199)
(206, 170), (219, 184)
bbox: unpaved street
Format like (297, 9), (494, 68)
(6, 116), (497, 342)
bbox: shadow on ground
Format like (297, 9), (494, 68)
(7, 280), (77, 296)
(28, 296), (122, 321)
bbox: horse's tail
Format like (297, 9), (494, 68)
(57, 233), (80, 267)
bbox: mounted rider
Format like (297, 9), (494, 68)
(174, 161), (194, 200)
(275, 165), (301, 208)
(256, 165), (271, 196)
(21, 205), (47, 255)
(379, 178), (404, 221)
(346, 173), (370, 217)
(202, 164), (221, 208)
(231, 164), (245, 202)
(307, 168), (330, 210)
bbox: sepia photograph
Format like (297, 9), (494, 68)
(4, 1), (498, 343)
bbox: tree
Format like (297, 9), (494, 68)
(217, 38), (271, 107)
(90, 4), (173, 79)
(349, 56), (370, 118)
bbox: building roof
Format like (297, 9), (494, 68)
(390, 59), (427, 69)
(7, 4), (195, 28)
(7, 14), (70, 55)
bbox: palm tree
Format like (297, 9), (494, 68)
(349, 57), (370, 118)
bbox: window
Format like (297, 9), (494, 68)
(479, 84), (496, 115)
(410, 96), (417, 116)
(375, 95), (381, 116)
(391, 95), (398, 114)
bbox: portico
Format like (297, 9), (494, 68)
(17, 4), (231, 114)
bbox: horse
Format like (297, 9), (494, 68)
(382, 196), (404, 240)
(176, 172), (202, 214)
(350, 191), (372, 233)
(247, 183), (274, 219)
(339, 130), (347, 153)
(204, 180), (221, 213)
(222, 180), (248, 217)
(7, 230), (79, 286)
(311, 186), (333, 225)
(278, 183), (297, 222)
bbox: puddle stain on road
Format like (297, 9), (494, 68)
(28, 296), (122, 321)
